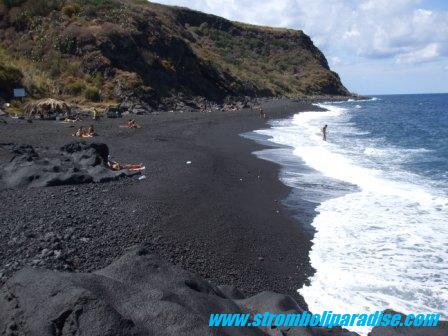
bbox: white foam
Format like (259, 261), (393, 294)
(255, 104), (448, 335)
(342, 97), (379, 103)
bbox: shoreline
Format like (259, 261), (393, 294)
(2, 97), (447, 336)
(0, 98), (323, 305)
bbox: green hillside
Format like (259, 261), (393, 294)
(0, 0), (349, 107)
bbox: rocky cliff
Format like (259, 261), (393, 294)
(0, 0), (349, 108)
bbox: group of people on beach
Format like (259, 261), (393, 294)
(73, 125), (96, 138)
(71, 116), (142, 139)
(70, 112), (145, 173)
(256, 106), (267, 119)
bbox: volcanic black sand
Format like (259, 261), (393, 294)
(0, 99), (322, 306)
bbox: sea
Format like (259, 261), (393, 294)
(244, 93), (448, 334)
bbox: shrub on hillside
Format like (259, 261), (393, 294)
(91, 73), (104, 88)
(84, 86), (101, 101)
(0, 63), (23, 97)
(1, 0), (26, 9)
(8, 7), (29, 30)
(66, 81), (85, 95)
(76, 0), (120, 10)
(26, 0), (64, 16)
(62, 4), (81, 17)
(55, 34), (77, 55)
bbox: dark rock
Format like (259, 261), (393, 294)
(0, 142), (138, 188)
(105, 106), (122, 119)
(118, 98), (154, 115)
(216, 285), (245, 300)
(4, 247), (431, 336)
(0, 248), (353, 336)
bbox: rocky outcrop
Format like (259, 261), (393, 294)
(1, 247), (445, 336)
(0, 247), (331, 336)
(0, 142), (137, 188)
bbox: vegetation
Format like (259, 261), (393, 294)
(62, 3), (81, 17)
(0, 0), (348, 105)
(0, 62), (23, 99)
(0, 62), (22, 87)
(84, 86), (101, 101)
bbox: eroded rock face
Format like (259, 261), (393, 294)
(0, 142), (136, 188)
(0, 247), (318, 336)
(0, 248), (446, 336)
(0, 247), (293, 336)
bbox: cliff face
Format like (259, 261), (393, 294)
(0, 0), (349, 106)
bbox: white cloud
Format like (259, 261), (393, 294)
(396, 43), (440, 64)
(343, 29), (360, 40)
(153, 0), (448, 65)
(330, 56), (343, 66)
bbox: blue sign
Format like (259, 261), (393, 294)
(13, 88), (26, 98)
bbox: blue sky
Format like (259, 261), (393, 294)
(153, 0), (448, 95)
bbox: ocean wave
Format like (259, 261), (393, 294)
(253, 102), (448, 335)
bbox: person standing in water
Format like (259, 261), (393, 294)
(321, 124), (328, 141)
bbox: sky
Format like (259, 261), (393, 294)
(152, 0), (448, 95)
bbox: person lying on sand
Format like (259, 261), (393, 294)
(128, 119), (141, 129)
(63, 115), (81, 123)
(108, 160), (145, 172)
(86, 125), (96, 137)
(63, 118), (76, 123)
(119, 119), (141, 129)
(73, 126), (84, 138)
(72, 125), (96, 138)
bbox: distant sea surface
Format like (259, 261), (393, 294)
(246, 93), (448, 333)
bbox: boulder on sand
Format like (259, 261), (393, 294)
(0, 247), (313, 336)
(105, 105), (122, 118)
(0, 247), (445, 336)
(0, 141), (138, 188)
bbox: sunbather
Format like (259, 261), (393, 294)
(108, 160), (145, 172)
(120, 119), (141, 129)
(72, 125), (96, 138)
(73, 126), (84, 137)
(63, 115), (81, 123)
(86, 125), (96, 137)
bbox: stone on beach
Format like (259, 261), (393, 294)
(1, 247), (443, 336)
(0, 142), (137, 188)
(0, 247), (309, 336)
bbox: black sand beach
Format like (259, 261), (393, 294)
(0, 99), (321, 306)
